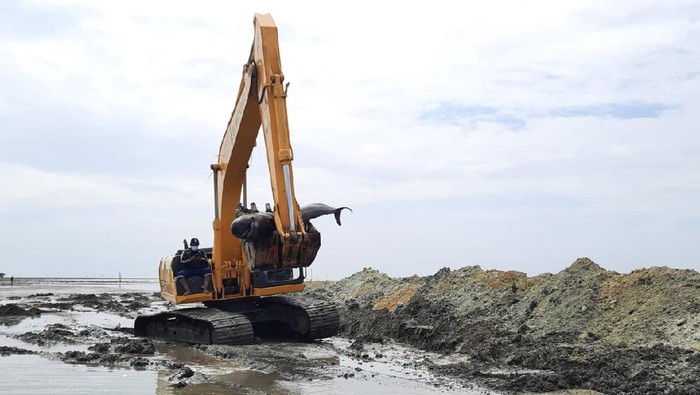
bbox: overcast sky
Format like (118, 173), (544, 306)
(1, 0), (699, 279)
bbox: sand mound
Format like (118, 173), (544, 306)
(304, 258), (700, 394)
(308, 258), (700, 349)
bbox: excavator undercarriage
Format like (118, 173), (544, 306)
(134, 296), (339, 345)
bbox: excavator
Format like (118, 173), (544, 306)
(134, 14), (345, 345)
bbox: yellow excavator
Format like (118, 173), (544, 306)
(135, 14), (346, 344)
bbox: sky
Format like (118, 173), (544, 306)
(1, 0), (699, 279)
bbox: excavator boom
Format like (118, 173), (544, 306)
(210, 13), (320, 294)
(213, 14), (305, 271)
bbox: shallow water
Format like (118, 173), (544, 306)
(1, 311), (133, 335)
(146, 337), (487, 394)
(0, 278), (160, 299)
(0, 279), (497, 394)
(161, 374), (471, 395)
(0, 354), (157, 394)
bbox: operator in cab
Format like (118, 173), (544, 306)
(177, 238), (212, 295)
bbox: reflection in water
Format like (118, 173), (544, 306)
(0, 311), (133, 337)
(151, 340), (490, 395)
(155, 370), (288, 395)
(0, 354), (157, 395)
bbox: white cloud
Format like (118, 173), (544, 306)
(0, 162), (208, 212)
(1, 0), (699, 277)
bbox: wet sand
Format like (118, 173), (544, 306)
(0, 279), (496, 395)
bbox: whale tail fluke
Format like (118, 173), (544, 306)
(333, 207), (353, 226)
(300, 203), (352, 226)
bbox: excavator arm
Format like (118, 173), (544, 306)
(210, 14), (313, 292)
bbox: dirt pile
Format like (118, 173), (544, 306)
(59, 337), (159, 368)
(18, 323), (79, 345)
(590, 266), (700, 348)
(307, 258), (700, 348)
(304, 257), (700, 394)
(34, 292), (156, 317)
(0, 303), (42, 317)
(0, 346), (36, 356)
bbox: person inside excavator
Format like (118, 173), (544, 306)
(176, 238), (212, 295)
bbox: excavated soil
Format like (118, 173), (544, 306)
(1, 258), (698, 394)
(303, 258), (700, 394)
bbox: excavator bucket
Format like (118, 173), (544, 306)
(243, 229), (321, 272)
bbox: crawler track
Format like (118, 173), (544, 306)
(134, 308), (254, 345)
(263, 296), (340, 340)
(135, 296), (339, 345)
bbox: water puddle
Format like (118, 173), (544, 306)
(0, 313), (65, 333)
(330, 338), (452, 381)
(152, 341), (246, 374)
(0, 310), (134, 355)
(327, 338), (486, 393)
(0, 333), (89, 353)
(0, 354), (157, 395)
(287, 375), (462, 394)
(0, 311), (132, 335)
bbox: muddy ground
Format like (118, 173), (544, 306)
(1, 258), (698, 394)
(0, 283), (491, 394)
(303, 258), (700, 394)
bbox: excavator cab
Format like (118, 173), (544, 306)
(157, 251), (213, 301)
(156, 219), (321, 303)
(168, 247), (214, 295)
